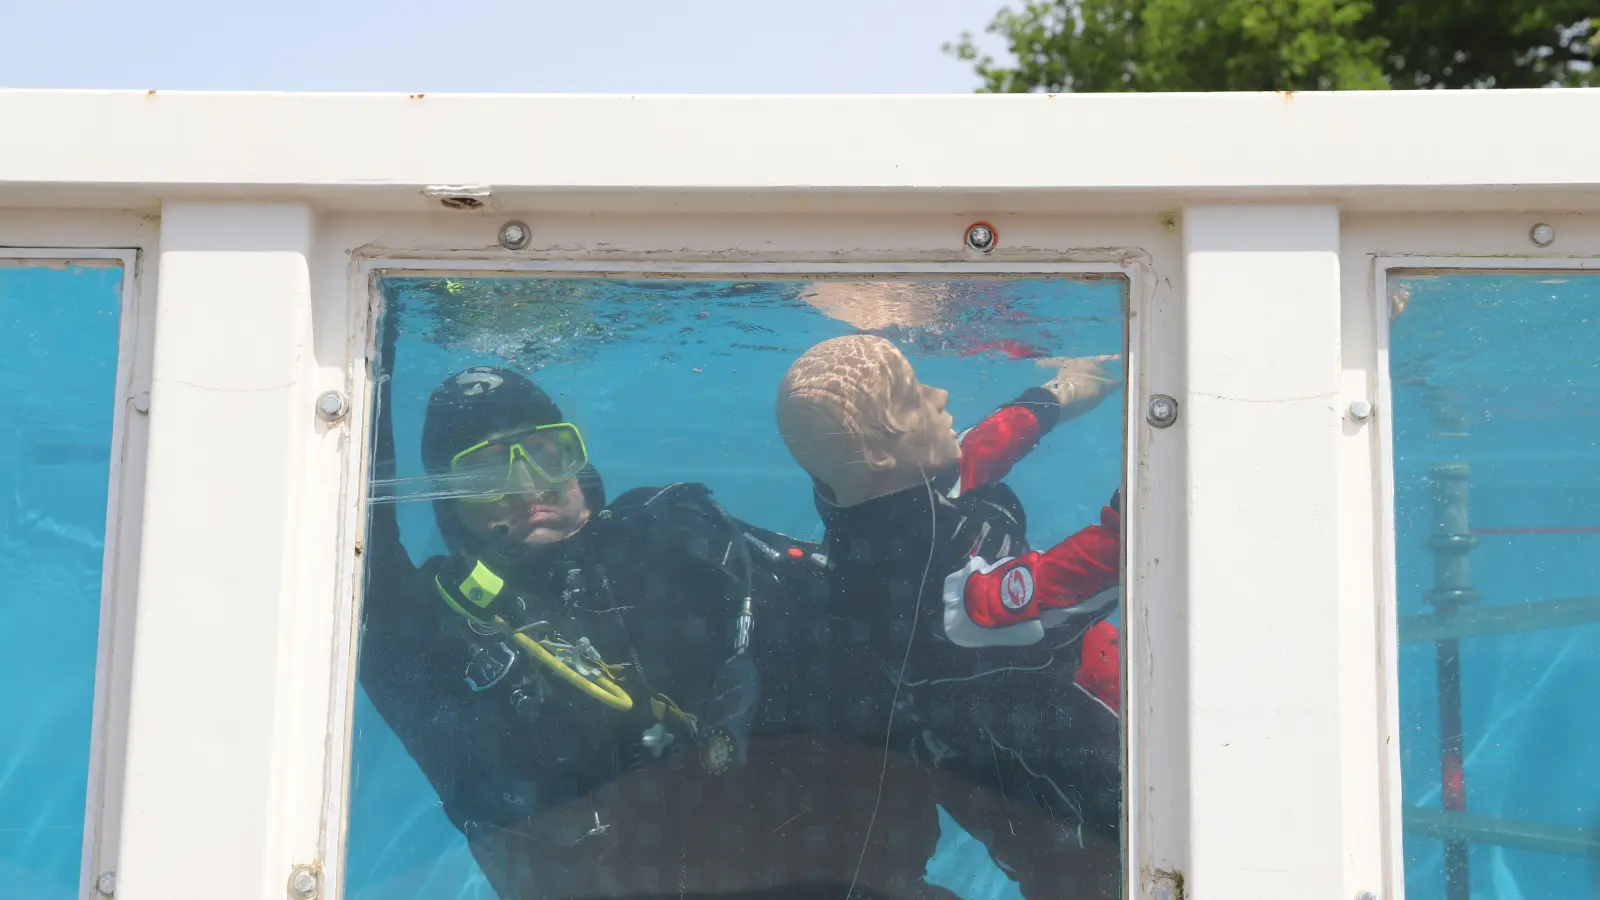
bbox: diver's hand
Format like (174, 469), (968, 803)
(1037, 354), (1121, 418)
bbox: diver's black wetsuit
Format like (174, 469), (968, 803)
(815, 387), (1125, 900)
(360, 464), (877, 897)
(359, 369), (960, 900)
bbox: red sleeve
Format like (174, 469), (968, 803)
(1034, 505), (1120, 611)
(958, 386), (1065, 491)
(959, 405), (1046, 491)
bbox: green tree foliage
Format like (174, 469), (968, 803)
(945, 0), (1600, 92)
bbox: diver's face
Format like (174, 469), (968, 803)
(455, 476), (591, 549)
(888, 366), (961, 473)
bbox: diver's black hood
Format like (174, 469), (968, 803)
(422, 366), (606, 563)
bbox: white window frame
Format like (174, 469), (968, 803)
(3, 88), (1598, 900)
(1368, 250), (1600, 900)
(0, 246), (147, 900)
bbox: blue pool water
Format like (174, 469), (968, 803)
(8, 263), (1589, 898)
(1390, 272), (1600, 899)
(347, 275), (1127, 899)
(0, 263), (123, 896)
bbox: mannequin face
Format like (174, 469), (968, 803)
(870, 372), (960, 476)
(778, 335), (968, 507)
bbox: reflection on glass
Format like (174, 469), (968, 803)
(349, 275), (1127, 899)
(0, 262), (123, 898)
(1389, 272), (1600, 900)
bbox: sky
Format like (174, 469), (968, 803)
(0, 0), (1009, 94)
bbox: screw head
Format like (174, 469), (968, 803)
(1146, 394), (1179, 428)
(95, 872), (117, 896)
(1529, 222), (1555, 247)
(1349, 399), (1373, 421)
(499, 220), (531, 250)
(288, 866), (320, 900)
(964, 222), (997, 254)
(316, 390), (348, 423)
(1355, 892), (1378, 900)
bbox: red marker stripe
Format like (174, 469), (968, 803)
(1441, 753), (1466, 812)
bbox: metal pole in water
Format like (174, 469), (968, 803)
(1427, 462), (1479, 900)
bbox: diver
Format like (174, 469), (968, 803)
(360, 363), (847, 899)
(775, 334), (1125, 900)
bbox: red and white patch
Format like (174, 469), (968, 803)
(942, 556), (1045, 648)
(1000, 566), (1034, 610)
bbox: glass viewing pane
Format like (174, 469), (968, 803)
(0, 261), (124, 898)
(346, 274), (1129, 899)
(1389, 272), (1600, 900)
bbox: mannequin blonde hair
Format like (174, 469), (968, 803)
(775, 335), (920, 498)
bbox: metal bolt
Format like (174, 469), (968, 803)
(316, 390), (348, 423)
(1529, 222), (1555, 247)
(1146, 394), (1179, 428)
(499, 220), (531, 250)
(1355, 892), (1378, 900)
(95, 872), (117, 896)
(964, 222), (997, 254)
(288, 865), (320, 900)
(132, 391), (151, 415)
(1349, 399), (1373, 421)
